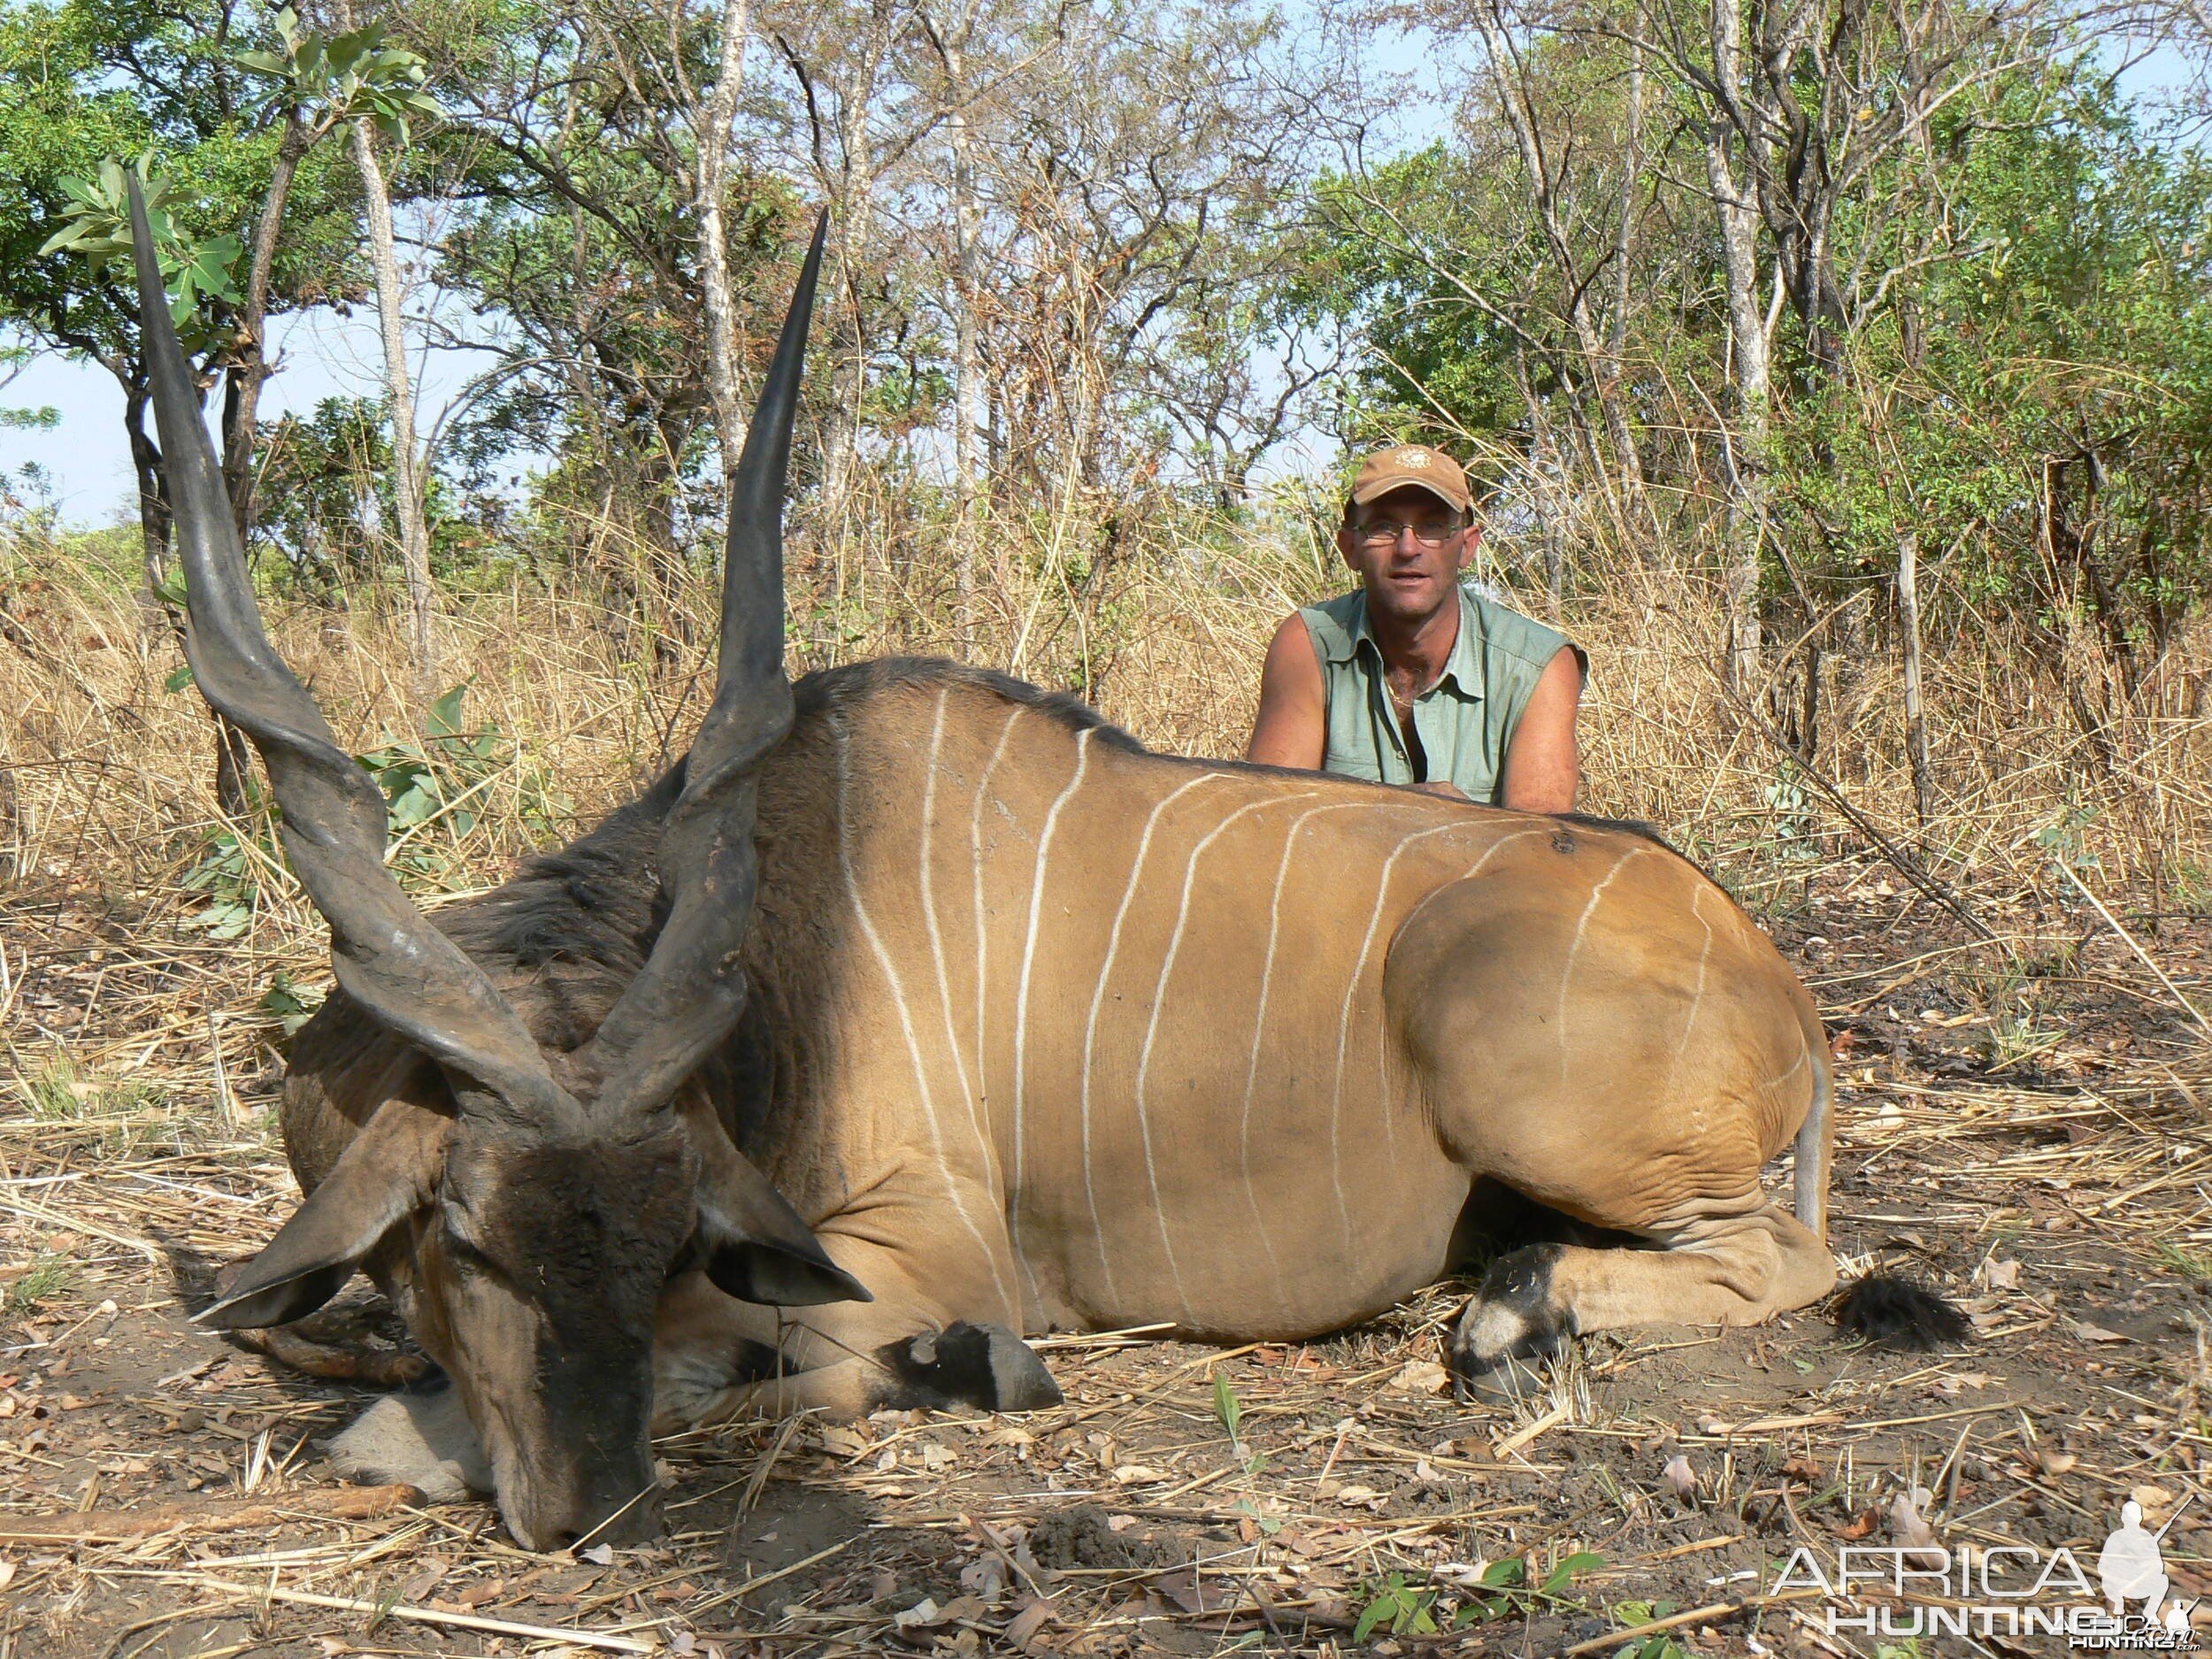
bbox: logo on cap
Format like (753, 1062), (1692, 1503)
(1394, 448), (1432, 469)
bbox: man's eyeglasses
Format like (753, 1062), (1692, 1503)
(1353, 519), (1463, 548)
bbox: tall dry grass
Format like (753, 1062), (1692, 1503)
(3, 499), (2208, 1063)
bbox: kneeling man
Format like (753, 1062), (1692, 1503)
(1246, 444), (1585, 810)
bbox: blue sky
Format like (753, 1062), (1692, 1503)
(1, 23), (2198, 527)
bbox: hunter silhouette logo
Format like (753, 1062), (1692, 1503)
(2083, 1497), (2198, 1646)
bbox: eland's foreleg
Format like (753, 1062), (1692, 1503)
(651, 1176), (1057, 1426)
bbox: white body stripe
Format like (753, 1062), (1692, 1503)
(918, 691), (1003, 1202)
(1328, 819), (1494, 1251)
(1663, 883), (1716, 1101)
(1133, 790), (1318, 1323)
(1558, 846), (1647, 1086)
(970, 708), (1027, 1304)
(1078, 771), (1229, 1302)
(1237, 801), (1371, 1320)
(837, 721), (1013, 1315)
(1010, 728), (1094, 1276)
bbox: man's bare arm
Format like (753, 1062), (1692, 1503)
(1501, 647), (1582, 812)
(1245, 614), (1328, 770)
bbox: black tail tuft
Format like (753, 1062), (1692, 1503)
(1835, 1274), (1971, 1349)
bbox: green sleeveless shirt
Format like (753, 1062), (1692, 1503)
(1297, 586), (1578, 804)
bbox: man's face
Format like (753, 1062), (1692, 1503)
(1338, 486), (1479, 626)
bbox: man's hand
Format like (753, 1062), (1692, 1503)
(1501, 647), (1582, 812)
(1245, 614), (1327, 771)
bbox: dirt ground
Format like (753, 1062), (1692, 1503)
(4, 872), (2210, 1658)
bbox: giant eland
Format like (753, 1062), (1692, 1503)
(139, 194), (1947, 1553)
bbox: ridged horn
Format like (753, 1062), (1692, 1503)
(127, 174), (575, 1130)
(573, 211), (828, 1118)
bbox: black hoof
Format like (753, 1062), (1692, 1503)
(1448, 1243), (1575, 1382)
(875, 1321), (1064, 1412)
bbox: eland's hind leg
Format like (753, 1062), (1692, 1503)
(1383, 843), (1838, 1380)
(1448, 1194), (1837, 1377)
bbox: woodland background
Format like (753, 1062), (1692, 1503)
(1, 0), (2210, 937)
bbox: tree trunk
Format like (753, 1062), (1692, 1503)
(945, 35), (986, 657)
(695, 0), (753, 472)
(1608, 40), (1653, 545)
(220, 114), (312, 541)
(1471, 0), (1645, 546)
(819, 163), (876, 550)
(123, 377), (173, 626)
(1897, 529), (1932, 833)
(352, 119), (437, 709)
(1702, 6), (1770, 698)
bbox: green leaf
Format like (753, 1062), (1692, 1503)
(164, 664), (196, 694)
(1212, 1372), (1242, 1444)
(1541, 1551), (1606, 1595)
(426, 682), (470, 739)
(1479, 1558), (1525, 1588)
(1353, 1599), (1392, 1643)
(35, 221), (96, 257)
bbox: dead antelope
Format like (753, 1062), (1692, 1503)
(143, 198), (1951, 1553)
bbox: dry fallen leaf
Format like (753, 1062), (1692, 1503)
(1003, 1595), (1056, 1647)
(1887, 1486), (1946, 1569)
(1663, 1455), (1698, 1500)
(2132, 1485), (2177, 1514)
(2037, 1449), (2079, 1478)
(2073, 1320), (2131, 1344)
(1111, 1464), (1166, 1485)
(1984, 1259), (2020, 1290)
(960, 1555), (1009, 1601)
(893, 1597), (944, 1632)
(1153, 1567), (1225, 1615)
(1391, 1360), (1450, 1395)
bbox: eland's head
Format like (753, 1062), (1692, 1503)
(130, 181), (865, 1549)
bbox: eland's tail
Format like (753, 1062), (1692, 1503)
(1793, 1004), (1833, 1239)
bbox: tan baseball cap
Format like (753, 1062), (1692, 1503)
(1348, 443), (1472, 515)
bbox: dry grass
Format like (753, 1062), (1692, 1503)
(4, 508), (2212, 1655)
(6, 507), (2208, 968)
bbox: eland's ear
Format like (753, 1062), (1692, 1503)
(195, 1107), (438, 1330)
(681, 1105), (869, 1308)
